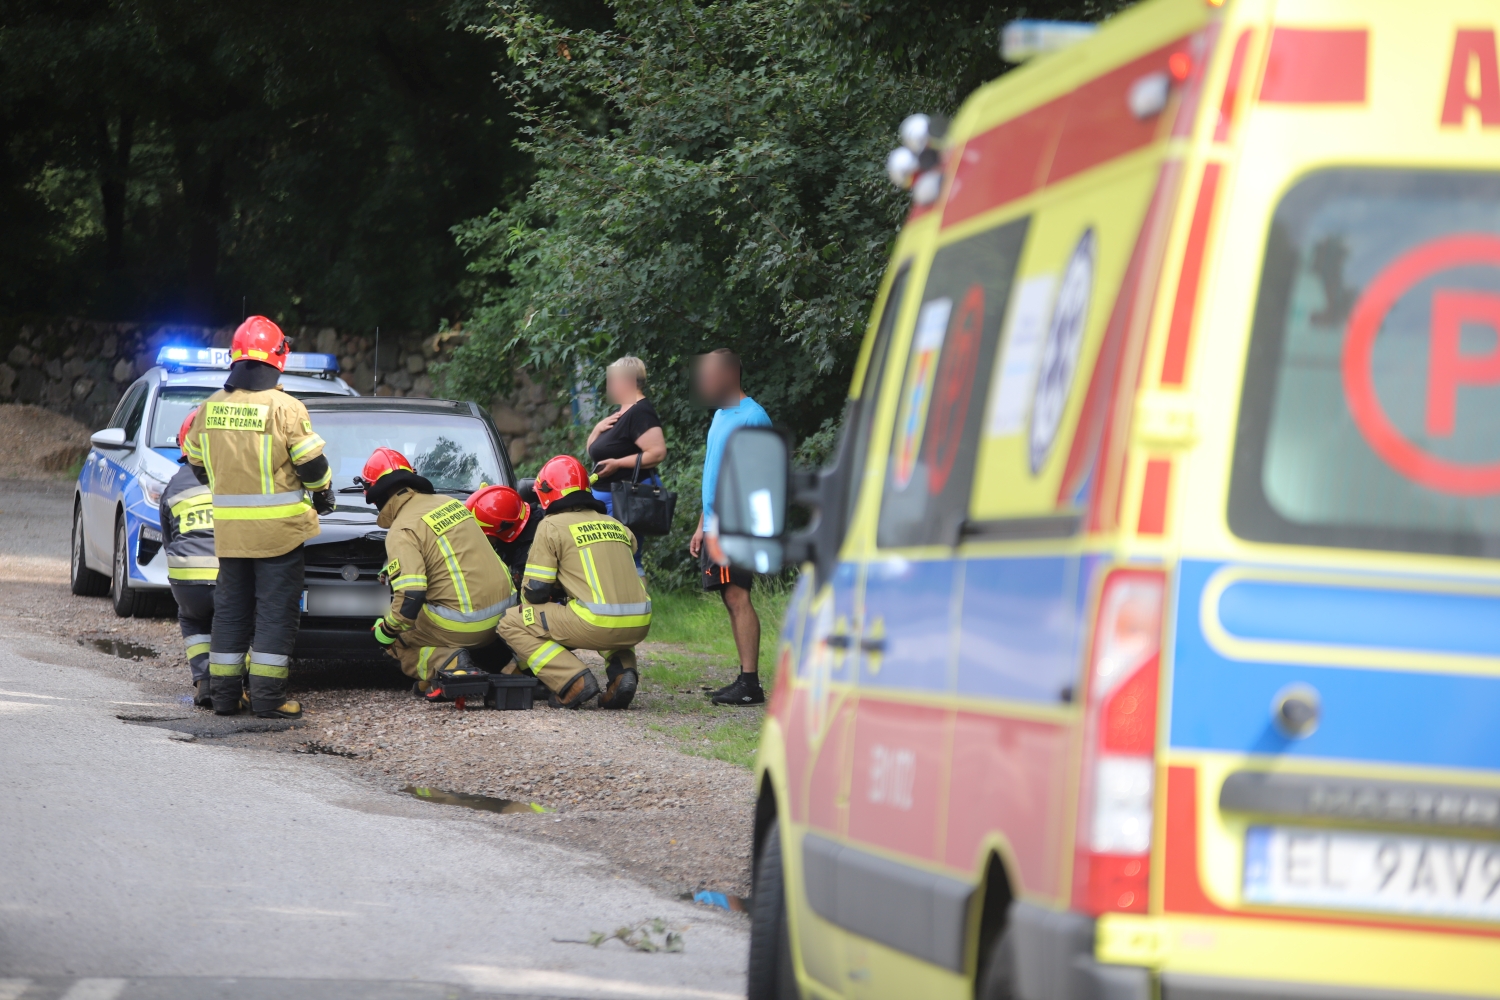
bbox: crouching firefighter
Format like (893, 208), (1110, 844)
(496, 455), (651, 710)
(182, 316), (337, 719)
(162, 406), (218, 708)
(362, 448), (515, 696)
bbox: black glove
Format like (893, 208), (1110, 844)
(312, 489), (337, 515)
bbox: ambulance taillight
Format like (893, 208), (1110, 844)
(1072, 568), (1165, 915)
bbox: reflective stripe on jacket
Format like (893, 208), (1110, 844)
(183, 387), (325, 558)
(377, 489), (514, 635)
(160, 463), (218, 584)
(524, 509), (650, 628)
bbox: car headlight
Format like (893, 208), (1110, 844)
(140, 475), (167, 505)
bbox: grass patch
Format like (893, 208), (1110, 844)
(631, 583), (794, 769)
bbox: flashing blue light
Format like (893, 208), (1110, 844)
(155, 346), (341, 376)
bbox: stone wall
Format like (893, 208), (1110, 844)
(0, 319), (568, 461)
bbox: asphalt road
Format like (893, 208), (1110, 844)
(0, 481), (748, 1000)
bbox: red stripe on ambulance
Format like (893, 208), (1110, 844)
(1258, 28), (1368, 104)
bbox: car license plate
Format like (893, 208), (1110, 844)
(300, 586), (389, 617)
(1244, 824), (1500, 922)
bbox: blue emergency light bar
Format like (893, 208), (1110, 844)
(155, 346), (341, 376)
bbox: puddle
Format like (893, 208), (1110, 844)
(80, 637), (158, 660)
(680, 890), (749, 912)
(402, 785), (550, 814)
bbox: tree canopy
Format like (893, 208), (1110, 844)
(0, 0), (537, 328)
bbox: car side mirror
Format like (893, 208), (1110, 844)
(90, 427), (128, 449)
(715, 427), (790, 574)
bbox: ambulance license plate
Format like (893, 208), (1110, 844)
(1244, 825), (1500, 921)
(300, 586), (389, 617)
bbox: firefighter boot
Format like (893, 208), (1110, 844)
(210, 673), (244, 716)
(598, 653), (638, 711)
(248, 664), (302, 720)
(548, 668), (599, 709)
(194, 678), (213, 708)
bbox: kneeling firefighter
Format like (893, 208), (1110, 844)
(496, 455), (651, 710)
(465, 483), (537, 591)
(362, 448), (515, 694)
(182, 316), (336, 719)
(162, 406), (218, 708)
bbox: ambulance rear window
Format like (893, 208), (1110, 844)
(1229, 168), (1500, 557)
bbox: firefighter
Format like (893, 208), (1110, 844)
(496, 455), (651, 710)
(464, 483), (537, 591)
(161, 406), (218, 708)
(181, 316), (336, 719)
(362, 447), (515, 695)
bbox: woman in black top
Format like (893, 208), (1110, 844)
(587, 357), (666, 570)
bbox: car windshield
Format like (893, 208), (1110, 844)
(309, 409), (504, 494)
(150, 384), (351, 448)
(150, 387), (217, 447)
(1229, 168), (1500, 557)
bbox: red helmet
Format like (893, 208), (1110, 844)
(177, 406), (200, 449)
(534, 455), (591, 509)
(466, 485), (530, 542)
(230, 315), (290, 371)
(360, 447), (413, 490)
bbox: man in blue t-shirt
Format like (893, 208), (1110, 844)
(690, 348), (772, 706)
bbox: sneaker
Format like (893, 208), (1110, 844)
(710, 672), (764, 706)
(255, 700), (303, 720)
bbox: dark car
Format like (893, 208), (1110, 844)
(295, 396), (515, 659)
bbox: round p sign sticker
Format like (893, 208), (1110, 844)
(1341, 233), (1500, 496)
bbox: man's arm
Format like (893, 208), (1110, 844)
(521, 522), (561, 604)
(182, 412), (210, 485)
(373, 528), (427, 645)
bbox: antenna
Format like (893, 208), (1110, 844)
(241, 296), (247, 321)
(373, 327), (380, 395)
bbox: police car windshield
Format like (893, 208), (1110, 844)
(150, 387), (217, 448)
(309, 410), (503, 495)
(1229, 168), (1500, 557)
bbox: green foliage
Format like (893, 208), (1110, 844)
(0, 0), (532, 328)
(440, 0), (1132, 522)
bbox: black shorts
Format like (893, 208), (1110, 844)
(701, 547), (753, 592)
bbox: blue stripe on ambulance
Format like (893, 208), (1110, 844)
(1170, 558), (1500, 770)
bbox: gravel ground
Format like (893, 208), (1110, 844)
(0, 404), (91, 475)
(2, 476), (758, 901)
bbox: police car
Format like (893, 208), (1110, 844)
(70, 346), (357, 617)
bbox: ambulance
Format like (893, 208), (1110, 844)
(711, 0), (1500, 997)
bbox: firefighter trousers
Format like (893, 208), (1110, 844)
(496, 601), (650, 694)
(171, 582), (214, 685)
(386, 610), (504, 689)
(209, 547), (304, 714)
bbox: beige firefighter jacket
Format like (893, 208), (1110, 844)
(183, 386), (328, 558)
(378, 489), (515, 636)
(523, 508), (650, 628)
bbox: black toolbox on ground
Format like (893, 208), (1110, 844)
(431, 667), (492, 702)
(487, 674), (538, 711)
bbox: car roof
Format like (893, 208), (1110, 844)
(152, 366), (356, 395)
(301, 396), (478, 416)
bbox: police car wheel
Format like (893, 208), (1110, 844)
(70, 502), (109, 597)
(747, 818), (799, 1000)
(110, 514), (139, 618)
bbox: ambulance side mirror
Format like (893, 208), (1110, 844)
(715, 427), (791, 574)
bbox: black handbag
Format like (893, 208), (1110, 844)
(610, 454), (677, 536)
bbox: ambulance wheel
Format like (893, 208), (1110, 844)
(748, 818), (799, 1000)
(976, 923), (1016, 1000)
(70, 501), (109, 597)
(110, 513), (139, 618)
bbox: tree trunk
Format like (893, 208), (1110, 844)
(96, 111), (134, 271)
(183, 156), (225, 323)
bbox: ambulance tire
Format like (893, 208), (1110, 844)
(747, 818), (799, 1000)
(70, 501), (109, 597)
(110, 513), (140, 618)
(976, 922), (1016, 1000)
